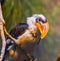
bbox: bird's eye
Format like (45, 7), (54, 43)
(36, 18), (40, 22)
(36, 17), (47, 23)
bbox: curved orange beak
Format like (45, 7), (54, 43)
(35, 22), (49, 39)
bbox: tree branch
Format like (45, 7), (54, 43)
(4, 26), (17, 44)
(0, 3), (6, 61)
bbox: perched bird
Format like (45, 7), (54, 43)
(4, 14), (49, 61)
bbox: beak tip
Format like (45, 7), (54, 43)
(41, 22), (49, 39)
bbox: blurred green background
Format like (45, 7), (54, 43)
(1, 0), (60, 61)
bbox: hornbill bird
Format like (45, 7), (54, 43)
(3, 14), (49, 61)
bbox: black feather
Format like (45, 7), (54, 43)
(10, 23), (28, 39)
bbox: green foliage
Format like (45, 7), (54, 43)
(2, 0), (48, 30)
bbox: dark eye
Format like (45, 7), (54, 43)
(36, 17), (47, 23)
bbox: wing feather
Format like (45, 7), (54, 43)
(10, 23), (28, 39)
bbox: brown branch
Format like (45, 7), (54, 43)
(0, 3), (6, 61)
(4, 26), (17, 44)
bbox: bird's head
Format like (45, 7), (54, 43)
(31, 14), (49, 39)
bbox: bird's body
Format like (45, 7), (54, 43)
(10, 23), (41, 53)
(3, 23), (40, 61)
(3, 14), (49, 61)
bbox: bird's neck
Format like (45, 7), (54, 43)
(27, 20), (37, 33)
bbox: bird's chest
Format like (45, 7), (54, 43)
(20, 29), (41, 53)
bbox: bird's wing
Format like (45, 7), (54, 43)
(6, 23), (28, 51)
(10, 23), (28, 39)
